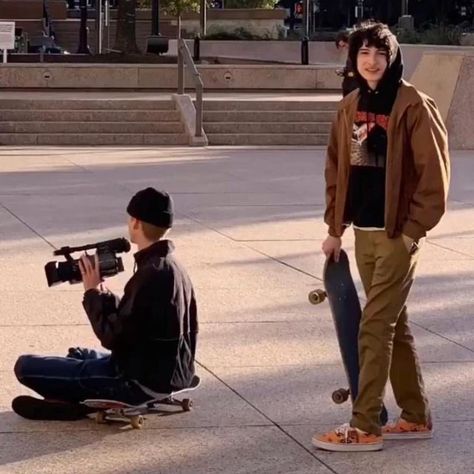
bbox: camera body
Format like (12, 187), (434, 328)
(45, 237), (131, 287)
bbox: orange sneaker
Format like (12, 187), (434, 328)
(382, 418), (433, 440)
(312, 423), (383, 452)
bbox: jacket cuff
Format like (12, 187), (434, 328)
(84, 288), (100, 295)
(328, 225), (345, 238)
(402, 221), (427, 241)
(83, 288), (100, 300)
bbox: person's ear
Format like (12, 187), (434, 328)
(130, 217), (141, 230)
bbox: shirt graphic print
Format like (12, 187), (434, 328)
(351, 111), (389, 168)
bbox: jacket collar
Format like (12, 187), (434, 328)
(134, 239), (175, 267)
(340, 80), (420, 127)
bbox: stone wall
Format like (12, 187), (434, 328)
(0, 63), (340, 90)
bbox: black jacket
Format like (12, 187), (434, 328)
(83, 240), (198, 394)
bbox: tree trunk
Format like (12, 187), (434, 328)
(114, 0), (140, 54)
(177, 14), (182, 39)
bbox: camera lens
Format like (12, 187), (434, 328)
(44, 261), (60, 287)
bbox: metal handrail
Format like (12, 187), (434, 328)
(177, 38), (203, 138)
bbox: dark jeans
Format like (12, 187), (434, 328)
(14, 348), (152, 405)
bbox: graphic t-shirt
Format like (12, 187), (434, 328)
(344, 108), (389, 229)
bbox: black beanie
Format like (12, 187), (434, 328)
(127, 187), (174, 228)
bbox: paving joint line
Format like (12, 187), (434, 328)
(0, 203), (56, 251)
(411, 321), (474, 354)
(195, 360), (339, 474)
(426, 239), (474, 259)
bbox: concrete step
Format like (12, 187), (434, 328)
(0, 121), (184, 134)
(0, 133), (188, 146)
(202, 100), (338, 111)
(207, 133), (329, 146)
(203, 110), (336, 123)
(0, 100), (175, 110)
(204, 122), (331, 134)
(0, 110), (181, 122)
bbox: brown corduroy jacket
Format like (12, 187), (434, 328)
(324, 80), (450, 240)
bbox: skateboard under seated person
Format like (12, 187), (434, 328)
(12, 188), (199, 421)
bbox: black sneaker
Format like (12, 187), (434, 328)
(12, 396), (94, 421)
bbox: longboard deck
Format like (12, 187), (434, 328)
(323, 250), (361, 403)
(320, 250), (388, 425)
(83, 374), (201, 408)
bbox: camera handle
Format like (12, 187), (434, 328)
(54, 243), (97, 256)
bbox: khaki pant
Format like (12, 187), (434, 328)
(350, 229), (431, 435)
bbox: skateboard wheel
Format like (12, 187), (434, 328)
(332, 388), (350, 404)
(182, 398), (193, 412)
(308, 289), (326, 305)
(95, 411), (107, 424)
(130, 415), (144, 429)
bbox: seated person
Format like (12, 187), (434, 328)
(12, 188), (198, 420)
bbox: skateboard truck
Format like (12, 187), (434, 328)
(83, 375), (200, 429)
(308, 289), (327, 305)
(90, 396), (194, 429)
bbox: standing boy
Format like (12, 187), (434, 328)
(313, 22), (450, 452)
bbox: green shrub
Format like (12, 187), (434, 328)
(204, 27), (270, 40)
(393, 27), (421, 44)
(223, 0), (275, 8)
(393, 23), (463, 45)
(138, 0), (275, 7)
(419, 24), (462, 45)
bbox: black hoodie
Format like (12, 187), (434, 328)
(343, 48), (404, 229)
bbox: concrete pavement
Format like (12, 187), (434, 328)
(0, 146), (473, 474)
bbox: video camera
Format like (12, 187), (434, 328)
(44, 237), (131, 287)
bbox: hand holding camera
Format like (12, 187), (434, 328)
(78, 253), (102, 292)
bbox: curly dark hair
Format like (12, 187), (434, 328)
(348, 21), (399, 67)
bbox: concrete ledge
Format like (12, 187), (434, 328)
(172, 93), (208, 147)
(411, 51), (474, 150)
(0, 64), (340, 90)
(197, 65), (339, 90)
(411, 53), (464, 121)
(447, 55), (474, 150)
